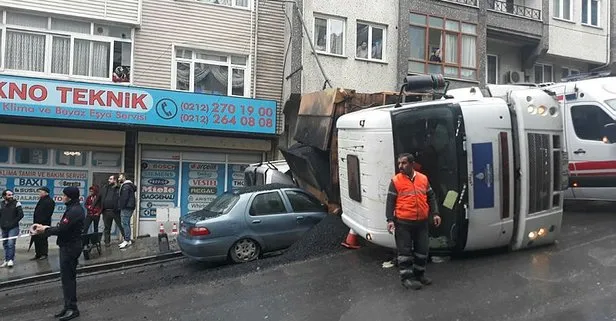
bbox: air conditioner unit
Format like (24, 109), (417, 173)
(94, 26), (110, 36)
(506, 71), (525, 84)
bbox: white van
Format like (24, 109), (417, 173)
(449, 74), (616, 202)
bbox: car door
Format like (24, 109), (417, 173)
(282, 189), (328, 238)
(245, 190), (298, 251)
(567, 103), (616, 200)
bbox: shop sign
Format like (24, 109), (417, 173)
(0, 168), (87, 235)
(181, 162), (226, 216)
(228, 164), (248, 190)
(0, 74), (277, 135)
(139, 160), (180, 219)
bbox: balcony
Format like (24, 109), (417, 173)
(441, 0), (478, 6)
(487, 0), (541, 21)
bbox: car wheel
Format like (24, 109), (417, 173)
(229, 238), (261, 263)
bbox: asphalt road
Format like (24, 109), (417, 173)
(2, 207), (616, 321)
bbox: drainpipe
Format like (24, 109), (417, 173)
(252, 0), (260, 98)
(591, 0), (614, 71)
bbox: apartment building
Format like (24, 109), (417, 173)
(0, 0), (285, 239)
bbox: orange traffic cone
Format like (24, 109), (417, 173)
(172, 222), (178, 235)
(159, 223), (165, 234)
(341, 229), (361, 249)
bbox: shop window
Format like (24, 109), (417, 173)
(314, 15), (345, 56)
(0, 147), (9, 163)
(409, 13), (477, 80)
(356, 22), (386, 61)
(347, 155), (362, 202)
(92, 152), (123, 167)
(570, 105), (614, 141)
(14, 148), (49, 165)
(55, 150), (88, 166)
(534, 64), (553, 83)
(284, 190), (324, 213)
(3, 11), (133, 83)
(249, 192), (287, 216)
(173, 48), (248, 97)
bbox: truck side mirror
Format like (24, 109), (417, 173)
(602, 123), (616, 144)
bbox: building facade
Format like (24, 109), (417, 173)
(0, 0), (285, 242)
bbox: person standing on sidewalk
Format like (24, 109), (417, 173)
(31, 186), (84, 321)
(117, 173), (136, 249)
(385, 153), (441, 290)
(31, 187), (55, 260)
(96, 175), (125, 247)
(0, 189), (24, 268)
(84, 185), (102, 233)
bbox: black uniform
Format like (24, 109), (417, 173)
(32, 195), (55, 258)
(96, 183), (124, 245)
(44, 193), (84, 317)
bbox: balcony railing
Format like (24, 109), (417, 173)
(442, 0), (478, 6)
(487, 0), (541, 20)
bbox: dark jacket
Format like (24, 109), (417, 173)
(97, 183), (119, 212)
(0, 199), (24, 230)
(118, 180), (136, 211)
(33, 195), (55, 225)
(44, 199), (84, 247)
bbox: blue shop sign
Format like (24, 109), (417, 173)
(0, 74), (277, 135)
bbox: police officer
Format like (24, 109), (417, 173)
(31, 186), (84, 321)
(386, 153), (441, 290)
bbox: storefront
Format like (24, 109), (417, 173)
(0, 74), (278, 245)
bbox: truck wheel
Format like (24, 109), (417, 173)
(229, 239), (261, 263)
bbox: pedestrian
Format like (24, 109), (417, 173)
(84, 185), (102, 234)
(31, 186), (55, 260)
(385, 153), (441, 290)
(31, 186), (84, 321)
(97, 175), (125, 247)
(117, 173), (136, 249)
(0, 189), (24, 268)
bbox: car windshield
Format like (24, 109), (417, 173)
(190, 193), (239, 220)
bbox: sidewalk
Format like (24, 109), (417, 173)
(0, 235), (182, 287)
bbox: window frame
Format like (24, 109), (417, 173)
(534, 63), (554, 83)
(581, 0), (600, 27)
(486, 54), (499, 84)
(561, 67), (580, 80)
(570, 104), (615, 142)
(313, 14), (346, 57)
(171, 45), (250, 97)
(355, 21), (387, 62)
(248, 191), (289, 216)
(553, 0), (573, 21)
(408, 12), (478, 81)
(284, 189), (325, 213)
(0, 10), (134, 84)
(347, 154), (362, 202)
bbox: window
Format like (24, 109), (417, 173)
(570, 105), (614, 141)
(561, 67), (580, 79)
(249, 192), (287, 216)
(582, 0), (600, 26)
(197, 0), (249, 9)
(173, 48), (248, 96)
(314, 16), (345, 56)
(409, 13), (477, 80)
(285, 190), (324, 212)
(14, 148), (49, 165)
(534, 64), (553, 83)
(356, 22), (386, 61)
(0, 11), (133, 83)
(55, 150), (88, 167)
(0, 147), (9, 163)
(553, 0), (572, 20)
(347, 155), (362, 202)
(92, 152), (123, 167)
(487, 55), (499, 84)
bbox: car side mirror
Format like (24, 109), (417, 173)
(602, 123), (616, 144)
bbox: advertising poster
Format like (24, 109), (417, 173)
(227, 164), (248, 192)
(180, 162), (226, 216)
(0, 168), (87, 235)
(139, 160), (180, 219)
(0, 74), (277, 135)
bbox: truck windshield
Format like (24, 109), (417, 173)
(390, 104), (465, 250)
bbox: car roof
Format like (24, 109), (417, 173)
(233, 183), (298, 195)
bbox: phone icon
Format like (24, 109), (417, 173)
(155, 98), (178, 120)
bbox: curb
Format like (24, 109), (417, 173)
(0, 250), (183, 289)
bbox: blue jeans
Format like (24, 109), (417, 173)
(120, 209), (133, 241)
(2, 226), (19, 261)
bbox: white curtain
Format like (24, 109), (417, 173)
(73, 39), (90, 76)
(73, 39), (109, 77)
(51, 36), (71, 74)
(461, 35), (476, 68)
(92, 41), (110, 78)
(194, 63), (229, 95)
(444, 33), (457, 64)
(5, 31), (46, 72)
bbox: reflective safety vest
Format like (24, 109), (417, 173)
(392, 172), (430, 221)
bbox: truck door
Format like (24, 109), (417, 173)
(566, 102), (616, 201)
